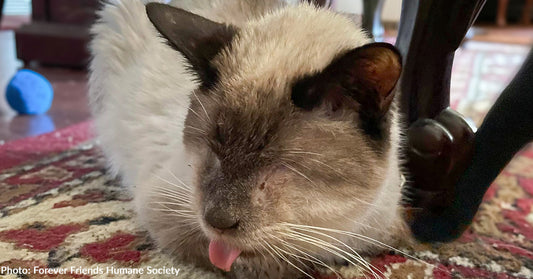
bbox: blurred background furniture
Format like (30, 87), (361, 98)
(496, 0), (533, 26)
(307, 0), (387, 39)
(14, 0), (99, 67)
(362, 0), (385, 39)
(475, 0), (533, 26)
(0, 0), (4, 22)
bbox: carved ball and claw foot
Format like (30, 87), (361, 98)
(404, 108), (475, 242)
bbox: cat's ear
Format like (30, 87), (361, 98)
(291, 42), (402, 136)
(146, 3), (236, 88)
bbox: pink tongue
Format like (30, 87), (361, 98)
(208, 240), (242, 271)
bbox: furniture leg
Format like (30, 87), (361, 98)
(521, 0), (533, 25)
(394, 0), (487, 241)
(497, 0), (509, 26)
(0, 0), (4, 23)
(411, 48), (533, 242)
(396, 0), (486, 123)
(362, 0), (385, 40)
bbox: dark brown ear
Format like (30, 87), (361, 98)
(146, 3), (236, 88)
(291, 42), (402, 136)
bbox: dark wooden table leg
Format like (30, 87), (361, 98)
(522, 0), (533, 25)
(0, 0), (4, 23)
(394, 0), (488, 242)
(396, 0), (486, 123)
(497, 0), (509, 26)
(362, 0), (385, 40)
(411, 49), (533, 242)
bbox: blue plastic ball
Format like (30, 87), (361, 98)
(5, 69), (54, 115)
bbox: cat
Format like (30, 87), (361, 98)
(89, 0), (406, 278)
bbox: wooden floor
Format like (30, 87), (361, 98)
(0, 20), (532, 143)
(0, 31), (89, 142)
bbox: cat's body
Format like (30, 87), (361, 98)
(89, 1), (406, 278)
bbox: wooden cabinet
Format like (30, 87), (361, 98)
(15, 0), (100, 67)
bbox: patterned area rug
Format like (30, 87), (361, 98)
(1, 42), (532, 278)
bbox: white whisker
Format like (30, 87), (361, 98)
(167, 169), (194, 191)
(153, 173), (192, 194)
(285, 228), (383, 278)
(187, 126), (207, 135)
(259, 240), (283, 267)
(193, 91), (211, 122)
(284, 223), (438, 270)
(188, 107), (203, 120)
(307, 158), (350, 181)
(265, 241), (314, 279)
(149, 203), (197, 218)
(270, 233), (342, 278)
(149, 208), (197, 219)
(149, 188), (192, 203)
(282, 230), (380, 278)
(286, 151), (324, 156)
(150, 201), (194, 211)
(281, 162), (317, 186)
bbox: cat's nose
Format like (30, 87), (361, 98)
(204, 206), (240, 231)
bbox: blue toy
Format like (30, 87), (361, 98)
(5, 69), (54, 115)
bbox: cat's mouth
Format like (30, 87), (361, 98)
(208, 238), (269, 271)
(208, 240), (242, 271)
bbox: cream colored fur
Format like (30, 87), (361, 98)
(89, 1), (405, 278)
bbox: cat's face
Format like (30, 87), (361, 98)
(145, 2), (402, 274)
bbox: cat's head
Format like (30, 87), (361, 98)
(145, 2), (403, 273)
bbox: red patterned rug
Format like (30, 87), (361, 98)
(1, 42), (532, 278)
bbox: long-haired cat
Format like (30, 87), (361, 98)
(89, 0), (406, 278)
